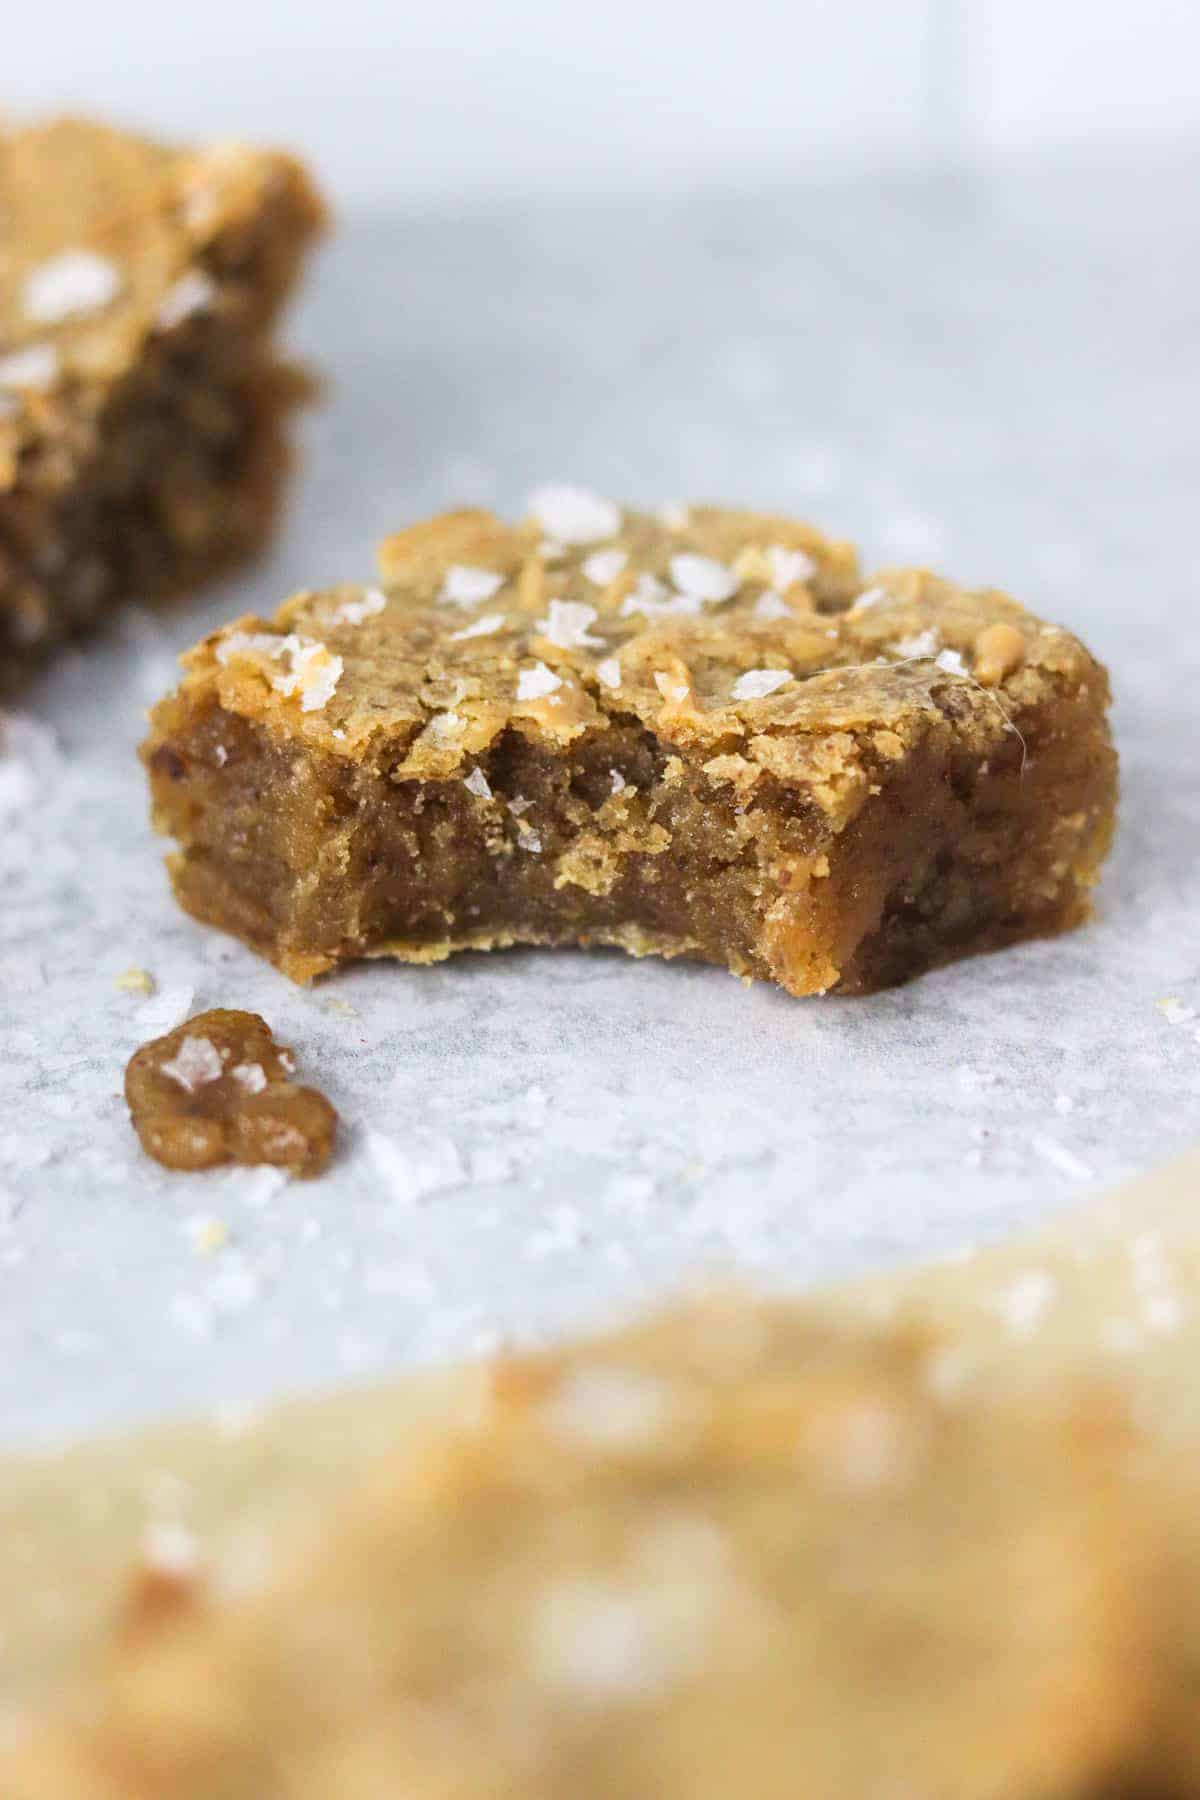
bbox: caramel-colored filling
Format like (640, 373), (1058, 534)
(145, 678), (1115, 996)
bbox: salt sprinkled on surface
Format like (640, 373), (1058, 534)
(141, 1519), (200, 1578)
(517, 661), (563, 701)
(620, 573), (700, 619)
(440, 564), (505, 605)
(463, 766), (492, 800)
(160, 1036), (224, 1093)
(424, 710), (464, 745)
(609, 769), (627, 794)
(990, 1268), (1058, 1337)
(517, 825), (544, 853)
(731, 668), (790, 701)
(533, 1579), (687, 1701)
(815, 1400), (920, 1490)
(935, 648), (967, 676)
(538, 600), (602, 649)
(923, 1343), (975, 1402)
(450, 612), (504, 641)
(654, 672), (690, 705)
(528, 485), (621, 545)
(231, 1063), (267, 1095)
(754, 589), (791, 621)
(543, 1364), (679, 1452)
(595, 656), (622, 690)
(216, 630), (280, 665)
(669, 552), (738, 603)
(0, 343), (59, 390)
(23, 250), (121, 324)
(332, 586), (386, 626)
(1131, 1231), (1186, 1335)
(156, 268), (217, 330)
(366, 1129), (464, 1206)
(851, 586), (888, 611)
(582, 548), (628, 587)
(766, 545), (816, 589)
(1030, 1135), (1093, 1182)
(274, 641), (342, 713)
(217, 632), (343, 713)
(893, 629), (940, 659)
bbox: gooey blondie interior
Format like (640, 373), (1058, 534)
(143, 493), (1116, 995)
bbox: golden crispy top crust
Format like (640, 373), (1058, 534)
(1, 1295), (1152, 1799)
(0, 117), (324, 473)
(171, 498), (1105, 829)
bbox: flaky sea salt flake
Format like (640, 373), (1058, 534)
(0, 343), (59, 391)
(516, 661), (562, 701)
(440, 564), (505, 605)
(450, 612), (503, 641)
(894, 629), (940, 660)
(161, 1036), (224, 1093)
(766, 545), (816, 589)
(23, 250), (121, 324)
(142, 1520), (200, 1578)
(669, 552), (737, 603)
(544, 1364), (679, 1452)
(1030, 1134), (1093, 1182)
(538, 599), (602, 649)
(731, 668), (790, 701)
(528, 485), (621, 545)
(990, 1268), (1058, 1338)
(582, 548), (628, 587)
(332, 586), (386, 627)
(754, 589), (791, 621)
(156, 268), (217, 330)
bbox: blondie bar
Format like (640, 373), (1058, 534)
(143, 496), (1116, 994)
(0, 117), (324, 688)
(1, 1297), (1158, 1798)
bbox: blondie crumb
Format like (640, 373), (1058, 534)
(0, 117), (325, 690)
(143, 499), (1117, 997)
(124, 1008), (336, 1177)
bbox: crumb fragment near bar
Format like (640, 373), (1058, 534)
(143, 500), (1117, 997)
(0, 117), (325, 690)
(113, 965), (155, 995)
(0, 1297), (1164, 1798)
(124, 1008), (336, 1177)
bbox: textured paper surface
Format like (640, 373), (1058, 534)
(2, 153), (1198, 1447)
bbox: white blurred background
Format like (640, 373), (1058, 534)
(7, 0), (1199, 202)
